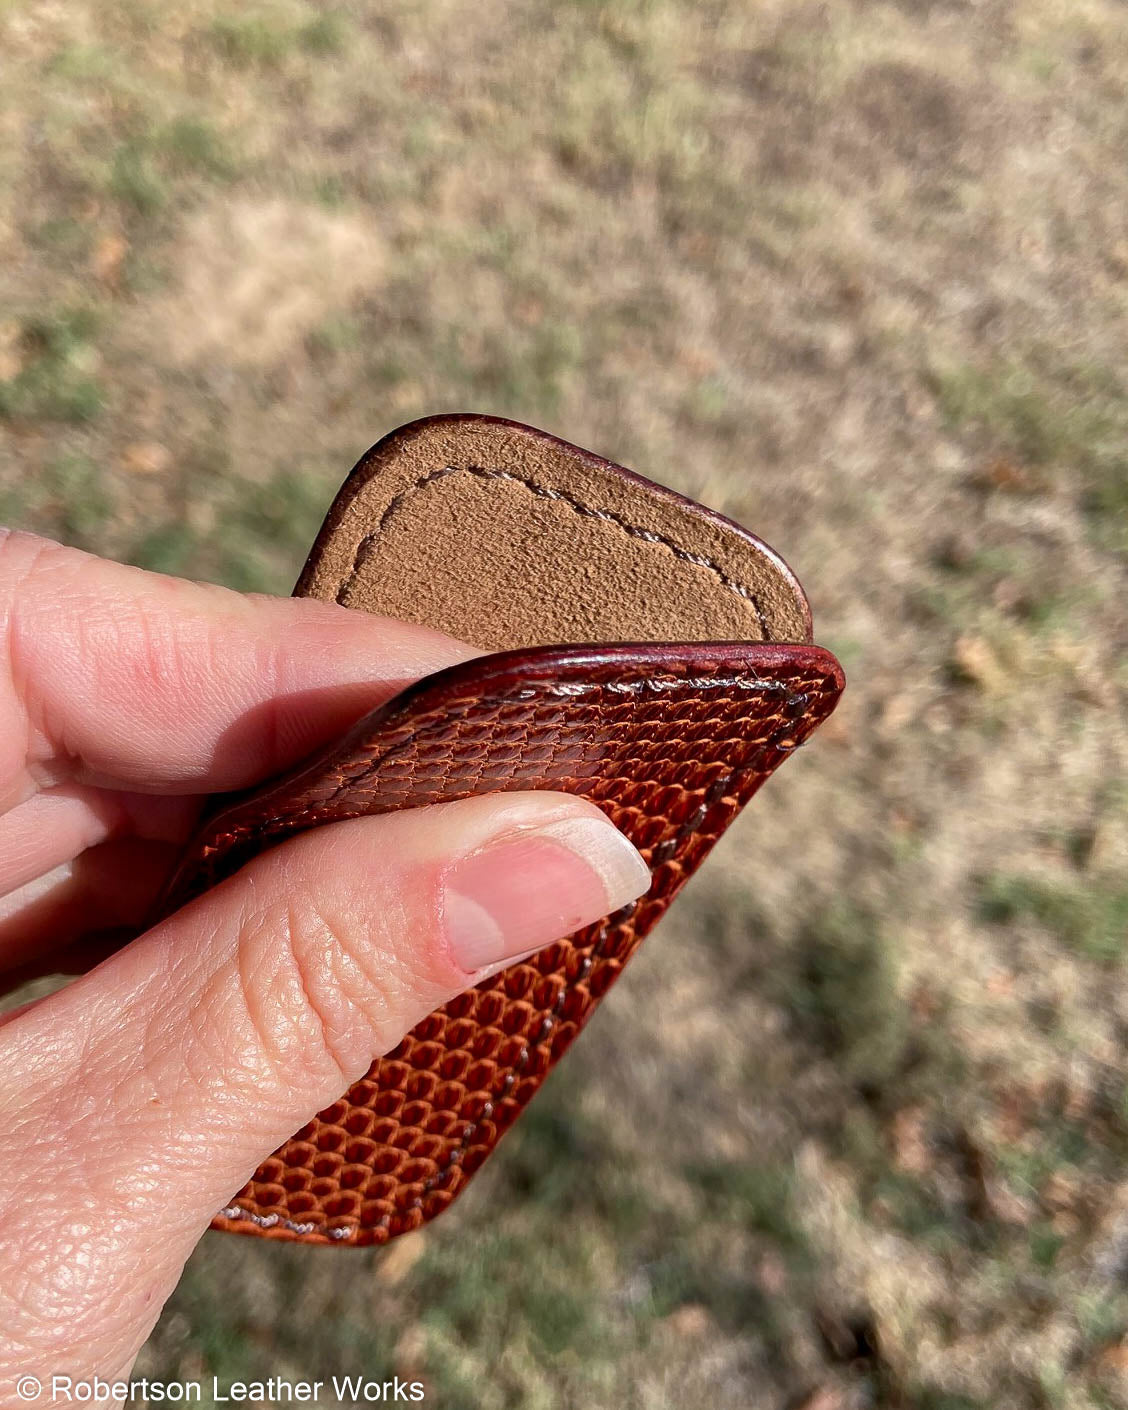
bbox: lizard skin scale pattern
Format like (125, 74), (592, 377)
(157, 643), (844, 1245)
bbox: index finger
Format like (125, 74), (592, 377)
(0, 530), (478, 811)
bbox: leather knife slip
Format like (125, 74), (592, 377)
(155, 413), (845, 1245)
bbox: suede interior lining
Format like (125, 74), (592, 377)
(298, 416), (812, 651)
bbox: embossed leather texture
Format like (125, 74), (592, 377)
(156, 416), (844, 1245)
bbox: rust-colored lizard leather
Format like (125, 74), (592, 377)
(155, 416), (844, 1246)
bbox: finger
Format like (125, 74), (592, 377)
(0, 792), (651, 1383)
(0, 785), (196, 900)
(0, 530), (478, 811)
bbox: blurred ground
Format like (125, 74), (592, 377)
(2, 0), (1127, 1405)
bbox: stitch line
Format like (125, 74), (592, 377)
(335, 463), (774, 639)
(217, 681), (825, 1242)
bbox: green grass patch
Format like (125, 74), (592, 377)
(640, 1244), (783, 1342)
(128, 521), (198, 578)
(129, 467), (329, 592)
(207, 14), (295, 67)
(1075, 1291), (1128, 1348)
(110, 116), (236, 216)
(300, 12), (349, 54)
(977, 872), (1128, 964)
(687, 1157), (809, 1254)
(1029, 1222), (1066, 1270)
(308, 313), (363, 356)
(490, 1083), (659, 1237)
(46, 42), (119, 83)
(912, 1393), (988, 1410)
(930, 357), (1128, 556)
(0, 452), (112, 539)
(993, 1118), (1093, 1198)
(871, 1169), (957, 1244)
(310, 173), (347, 208)
(160, 117), (235, 178)
(407, 1222), (636, 1401)
(925, 541), (1088, 638)
(207, 9), (349, 67)
(0, 308), (104, 424)
(932, 362), (1070, 470)
(469, 322), (585, 418)
(220, 469), (329, 569)
(418, 1230), (603, 1359)
(786, 903), (909, 1091)
(109, 142), (168, 216)
(31, 216), (94, 258)
(41, 454), (115, 547)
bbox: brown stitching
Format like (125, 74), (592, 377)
(335, 464), (774, 639)
(217, 679), (829, 1242)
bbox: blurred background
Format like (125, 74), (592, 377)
(2, 1), (1126, 1405)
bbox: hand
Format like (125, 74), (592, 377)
(0, 531), (650, 1399)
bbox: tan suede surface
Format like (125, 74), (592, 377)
(298, 417), (811, 650)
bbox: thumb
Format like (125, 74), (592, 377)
(0, 791), (649, 1384)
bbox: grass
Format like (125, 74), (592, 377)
(110, 118), (236, 215)
(2, 0), (1127, 1403)
(931, 356), (1128, 556)
(207, 15), (296, 67)
(206, 8), (349, 67)
(978, 873), (1128, 966)
(0, 308), (104, 423)
(127, 467), (332, 591)
(786, 902), (909, 1092)
(39, 453), (115, 546)
(688, 1158), (809, 1252)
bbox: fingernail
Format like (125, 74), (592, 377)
(443, 815), (651, 973)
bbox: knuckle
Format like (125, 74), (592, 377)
(234, 867), (421, 1089)
(0, 532), (69, 706)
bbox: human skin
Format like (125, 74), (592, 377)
(0, 531), (649, 1400)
